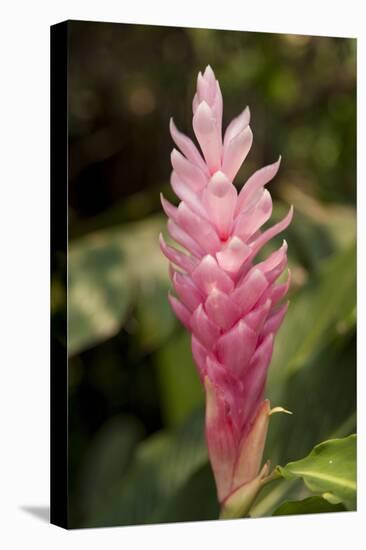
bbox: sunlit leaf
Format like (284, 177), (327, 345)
(277, 435), (356, 510)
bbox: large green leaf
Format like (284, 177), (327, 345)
(78, 415), (144, 523)
(264, 243), (356, 462)
(154, 330), (203, 427)
(277, 435), (356, 511)
(265, 329), (356, 466)
(269, 241), (356, 393)
(68, 216), (173, 355)
(273, 496), (345, 516)
(82, 406), (209, 527)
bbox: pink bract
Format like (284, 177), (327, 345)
(160, 65), (292, 509)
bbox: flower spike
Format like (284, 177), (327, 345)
(160, 66), (293, 518)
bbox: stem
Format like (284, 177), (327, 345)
(219, 463), (281, 520)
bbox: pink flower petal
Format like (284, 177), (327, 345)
(233, 189), (273, 242)
(191, 335), (209, 379)
(222, 126), (253, 181)
(216, 236), (251, 275)
(171, 148), (207, 191)
(193, 101), (222, 173)
(250, 206), (293, 258)
(215, 319), (257, 377)
(192, 255), (234, 295)
(245, 299), (272, 333)
(260, 302), (289, 341)
(205, 287), (240, 331)
(203, 171), (237, 239)
(236, 156), (281, 215)
(232, 399), (270, 489)
(170, 172), (208, 219)
(177, 202), (221, 255)
(169, 118), (208, 174)
(255, 240), (288, 283)
(172, 271), (203, 312)
(168, 294), (191, 330)
(270, 269), (291, 306)
(232, 268), (268, 315)
(197, 70), (213, 103)
(224, 107), (250, 147)
(160, 193), (178, 221)
(206, 357), (242, 429)
(159, 233), (197, 273)
(212, 80), (223, 132)
(204, 376), (237, 503)
(191, 304), (221, 350)
(241, 334), (274, 418)
(167, 219), (204, 258)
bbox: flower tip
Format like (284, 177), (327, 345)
(193, 100), (216, 134)
(204, 64), (215, 81)
(283, 205), (294, 227)
(269, 155), (282, 174)
(170, 147), (181, 165)
(159, 191), (167, 208)
(197, 71), (204, 87)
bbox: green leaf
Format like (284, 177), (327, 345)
(270, 241), (356, 390)
(263, 243), (356, 468)
(78, 415), (144, 522)
(154, 330), (203, 427)
(68, 216), (173, 355)
(68, 236), (132, 355)
(82, 406), (209, 527)
(154, 464), (219, 523)
(277, 435), (356, 511)
(264, 329), (356, 470)
(273, 496), (345, 516)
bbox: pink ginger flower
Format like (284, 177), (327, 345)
(160, 66), (293, 518)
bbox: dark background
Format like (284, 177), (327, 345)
(51, 21), (356, 527)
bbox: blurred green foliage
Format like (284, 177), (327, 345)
(54, 21), (356, 526)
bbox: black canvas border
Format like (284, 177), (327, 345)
(50, 20), (69, 529)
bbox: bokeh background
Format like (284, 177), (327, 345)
(51, 21), (356, 527)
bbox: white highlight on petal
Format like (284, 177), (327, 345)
(222, 126), (253, 181)
(193, 101), (222, 173)
(203, 171), (237, 239)
(216, 236), (251, 274)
